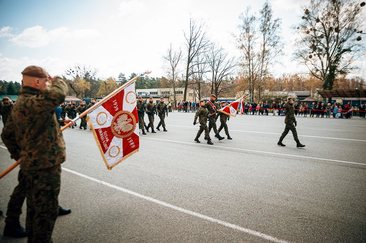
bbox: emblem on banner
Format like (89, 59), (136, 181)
(126, 91), (137, 104)
(111, 111), (137, 138)
(96, 112), (108, 126)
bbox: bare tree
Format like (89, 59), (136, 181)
(65, 65), (98, 98)
(206, 44), (237, 97)
(258, 1), (282, 99)
(192, 54), (209, 100)
(237, 8), (259, 102)
(163, 44), (182, 107)
(295, 0), (365, 90)
(183, 19), (210, 101)
(237, 1), (282, 102)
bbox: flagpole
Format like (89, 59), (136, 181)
(0, 71), (150, 179)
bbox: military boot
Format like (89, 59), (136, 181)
(3, 222), (28, 238)
(215, 134), (224, 140)
(156, 126), (160, 131)
(58, 206), (72, 216)
(297, 143), (305, 148)
(277, 141), (286, 146)
(207, 140), (214, 145)
(194, 138), (200, 143)
(227, 136), (232, 140)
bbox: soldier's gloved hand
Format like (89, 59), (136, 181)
(193, 121), (196, 125)
(294, 121), (297, 127)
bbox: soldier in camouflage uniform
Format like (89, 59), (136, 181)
(156, 97), (168, 132)
(0, 96), (13, 125)
(65, 102), (77, 128)
(205, 94), (224, 140)
(77, 101), (88, 130)
(137, 96), (146, 135)
(1, 65), (68, 243)
(217, 102), (232, 140)
(193, 100), (213, 145)
(145, 97), (156, 133)
(278, 97), (305, 148)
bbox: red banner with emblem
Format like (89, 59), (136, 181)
(219, 96), (244, 117)
(88, 82), (139, 170)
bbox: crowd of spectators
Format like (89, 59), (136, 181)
(173, 99), (366, 119)
(242, 101), (366, 119)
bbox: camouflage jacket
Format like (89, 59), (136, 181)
(194, 107), (209, 125)
(204, 101), (218, 119)
(219, 112), (229, 123)
(156, 102), (167, 116)
(284, 102), (296, 125)
(0, 101), (13, 124)
(137, 100), (146, 114)
(146, 102), (156, 115)
(1, 78), (68, 171)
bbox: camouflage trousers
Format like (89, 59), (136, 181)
(146, 114), (155, 131)
(195, 123), (210, 140)
(279, 123), (300, 144)
(80, 117), (87, 129)
(138, 113), (145, 131)
(5, 170), (26, 225)
(157, 114), (166, 130)
(208, 117), (219, 135)
(218, 121), (230, 137)
(25, 166), (61, 243)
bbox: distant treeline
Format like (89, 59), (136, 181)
(0, 81), (21, 95)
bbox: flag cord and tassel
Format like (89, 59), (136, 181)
(0, 71), (150, 179)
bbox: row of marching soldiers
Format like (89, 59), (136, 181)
(137, 96), (168, 135)
(55, 100), (96, 129)
(194, 94), (231, 145)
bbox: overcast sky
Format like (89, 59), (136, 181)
(0, 0), (365, 82)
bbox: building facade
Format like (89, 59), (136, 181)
(136, 88), (197, 102)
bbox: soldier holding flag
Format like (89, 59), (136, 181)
(205, 94), (224, 141)
(218, 102), (232, 140)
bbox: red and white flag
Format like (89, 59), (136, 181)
(88, 82), (139, 170)
(219, 97), (244, 117)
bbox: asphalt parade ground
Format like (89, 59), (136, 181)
(0, 112), (365, 242)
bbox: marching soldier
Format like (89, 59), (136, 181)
(277, 97), (305, 148)
(145, 97), (156, 133)
(137, 96), (146, 135)
(1, 66), (69, 242)
(218, 102), (232, 140)
(77, 101), (88, 130)
(65, 102), (77, 128)
(205, 94), (224, 140)
(193, 100), (213, 145)
(156, 97), (168, 132)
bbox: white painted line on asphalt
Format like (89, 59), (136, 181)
(62, 167), (288, 243)
(169, 125), (366, 142)
(144, 137), (366, 168)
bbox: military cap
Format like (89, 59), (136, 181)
(210, 94), (217, 98)
(21, 65), (49, 78)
